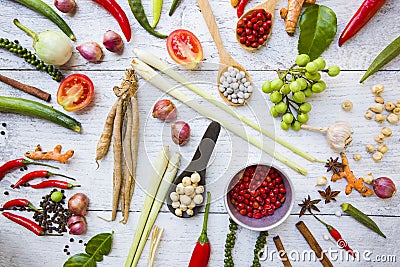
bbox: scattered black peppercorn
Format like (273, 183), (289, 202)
(0, 131), (5, 135)
(1, 123), (6, 127)
(3, 191), (9, 195)
(70, 238), (74, 242)
(78, 240), (83, 244)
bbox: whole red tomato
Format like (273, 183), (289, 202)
(57, 74), (94, 112)
(166, 29), (203, 69)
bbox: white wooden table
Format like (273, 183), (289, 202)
(0, 0), (399, 266)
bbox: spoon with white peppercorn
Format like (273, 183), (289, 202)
(196, 0), (253, 106)
(167, 121), (221, 218)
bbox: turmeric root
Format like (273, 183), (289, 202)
(25, 144), (74, 164)
(330, 152), (374, 197)
(280, 0), (316, 35)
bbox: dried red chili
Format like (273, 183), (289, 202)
(2, 211), (45, 235)
(2, 198), (41, 212)
(237, 0), (250, 18)
(92, 0), (132, 41)
(30, 180), (80, 189)
(188, 192), (211, 267)
(339, 0), (388, 46)
(13, 170), (75, 188)
(0, 158), (57, 180)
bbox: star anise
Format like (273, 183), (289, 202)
(298, 195), (321, 217)
(318, 186), (341, 204)
(325, 157), (346, 175)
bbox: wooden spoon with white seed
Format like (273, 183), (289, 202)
(196, 0), (253, 106)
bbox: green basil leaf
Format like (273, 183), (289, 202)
(298, 5), (337, 60)
(85, 232), (114, 262)
(63, 253), (96, 267)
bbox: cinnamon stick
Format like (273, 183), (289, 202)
(0, 74), (51, 102)
(273, 235), (292, 267)
(295, 221), (333, 267)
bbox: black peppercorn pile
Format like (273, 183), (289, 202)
(33, 189), (71, 234)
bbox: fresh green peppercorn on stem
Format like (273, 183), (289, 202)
(0, 96), (81, 132)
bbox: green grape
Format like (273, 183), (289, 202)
(275, 101), (288, 113)
(296, 78), (308, 90)
(313, 57), (326, 70)
(293, 91), (306, 103)
(295, 54), (310, 67)
(280, 84), (291, 95)
(280, 121), (290, 131)
(311, 81), (327, 93)
(297, 113), (309, 123)
(270, 91), (283, 103)
(291, 120), (302, 131)
(289, 80), (301, 93)
(305, 72), (321, 81)
(51, 191), (63, 202)
(305, 62), (318, 74)
(328, 65), (340, 77)
(262, 81), (273, 93)
(271, 78), (284, 91)
(299, 102), (312, 113)
(303, 88), (313, 97)
(270, 106), (279, 117)
(282, 113), (294, 124)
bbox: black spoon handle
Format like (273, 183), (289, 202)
(185, 121), (221, 173)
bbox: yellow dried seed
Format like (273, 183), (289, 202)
(396, 100), (400, 108)
(375, 114), (386, 123)
(364, 111), (373, 120)
(375, 96), (384, 104)
(393, 107), (400, 115)
(369, 103), (384, 113)
(366, 144), (375, 153)
(372, 151), (383, 162)
(387, 113), (399, 124)
(341, 100), (353, 111)
(374, 133), (385, 143)
(385, 102), (395, 111)
(381, 127), (392, 137)
(378, 144), (388, 154)
(353, 154), (362, 161)
(371, 84), (384, 95)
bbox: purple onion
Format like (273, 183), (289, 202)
(76, 42), (104, 62)
(67, 215), (87, 235)
(54, 0), (76, 13)
(68, 193), (89, 216)
(171, 121), (190, 146)
(103, 30), (124, 53)
(373, 177), (396, 199)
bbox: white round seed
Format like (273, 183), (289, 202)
(237, 92), (244, 99)
(244, 82), (251, 87)
(246, 86), (253, 93)
(227, 95), (232, 100)
(239, 85), (245, 91)
(228, 66), (234, 72)
(222, 82), (229, 88)
(226, 77), (233, 83)
(238, 98), (244, 104)
(219, 76), (226, 83)
(232, 98), (238, 104)
(224, 72), (230, 77)
(227, 88), (233, 94)
(244, 93), (250, 99)
(223, 91), (228, 96)
(236, 73), (241, 80)
(219, 86), (226, 93)
(241, 78), (247, 83)
(231, 83), (239, 89)
(240, 71), (245, 77)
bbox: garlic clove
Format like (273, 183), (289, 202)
(362, 173), (374, 184)
(315, 176), (328, 186)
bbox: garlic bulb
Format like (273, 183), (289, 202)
(301, 121), (352, 152)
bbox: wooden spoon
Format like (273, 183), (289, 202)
(196, 0), (253, 106)
(236, 0), (278, 52)
(167, 121), (221, 218)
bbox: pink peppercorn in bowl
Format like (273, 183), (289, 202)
(224, 163), (294, 231)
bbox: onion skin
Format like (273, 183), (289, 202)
(103, 30), (124, 53)
(76, 42), (104, 63)
(68, 193), (89, 216)
(54, 0), (76, 13)
(152, 99), (177, 122)
(373, 177), (396, 199)
(171, 121), (190, 146)
(67, 215), (87, 235)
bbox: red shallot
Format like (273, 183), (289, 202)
(373, 177), (396, 199)
(76, 42), (104, 62)
(54, 0), (76, 13)
(67, 215), (87, 235)
(68, 193), (89, 216)
(152, 99), (177, 122)
(103, 30), (124, 53)
(171, 121), (190, 146)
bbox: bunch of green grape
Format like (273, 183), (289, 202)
(262, 54), (340, 131)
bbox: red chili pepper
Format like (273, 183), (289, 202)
(0, 158), (58, 181)
(92, 0), (132, 41)
(2, 211), (44, 235)
(30, 179), (80, 189)
(339, 0), (388, 46)
(237, 0), (250, 18)
(13, 170), (75, 189)
(188, 192), (211, 267)
(2, 198), (41, 213)
(326, 224), (356, 258)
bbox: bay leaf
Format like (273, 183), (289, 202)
(298, 5), (337, 60)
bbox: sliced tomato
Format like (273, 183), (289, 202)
(166, 29), (203, 69)
(57, 74), (94, 112)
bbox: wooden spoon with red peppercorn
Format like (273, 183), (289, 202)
(236, 0), (277, 51)
(196, 0), (253, 106)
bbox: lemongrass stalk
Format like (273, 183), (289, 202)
(131, 152), (181, 267)
(132, 59), (307, 175)
(133, 48), (320, 163)
(125, 146), (170, 267)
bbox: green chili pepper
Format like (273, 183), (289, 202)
(341, 203), (386, 238)
(0, 96), (81, 132)
(169, 0), (181, 16)
(9, 0), (75, 41)
(151, 0), (163, 28)
(360, 36), (400, 83)
(128, 0), (167, 38)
